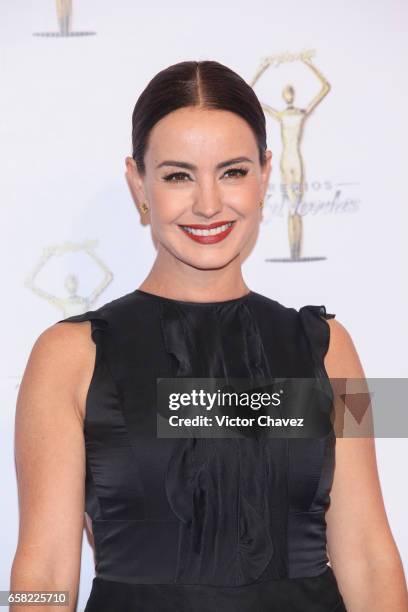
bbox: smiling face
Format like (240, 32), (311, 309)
(125, 106), (272, 273)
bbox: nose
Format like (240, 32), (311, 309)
(191, 183), (223, 219)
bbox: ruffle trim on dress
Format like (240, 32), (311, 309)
(297, 305), (337, 443)
(298, 305), (335, 381)
(57, 309), (109, 345)
(158, 298), (285, 585)
(158, 299), (268, 380)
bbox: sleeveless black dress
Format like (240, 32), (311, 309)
(58, 288), (347, 611)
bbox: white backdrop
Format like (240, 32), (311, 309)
(1, 1), (407, 609)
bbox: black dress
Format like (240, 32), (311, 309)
(58, 288), (347, 611)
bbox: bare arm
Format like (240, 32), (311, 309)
(10, 320), (96, 611)
(324, 318), (408, 611)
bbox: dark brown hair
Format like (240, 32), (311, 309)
(131, 60), (267, 175)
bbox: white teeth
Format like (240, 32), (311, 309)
(182, 222), (234, 236)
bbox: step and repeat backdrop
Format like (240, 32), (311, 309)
(1, 1), (407, 609)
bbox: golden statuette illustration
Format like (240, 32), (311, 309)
(33, 0), (96, 37)
(25, 240), (113, 316)
(250, 52), (331, 260)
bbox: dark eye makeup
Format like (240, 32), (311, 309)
(162, 167), (249, 182)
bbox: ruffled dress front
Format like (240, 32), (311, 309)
(58, 289), (346, 611)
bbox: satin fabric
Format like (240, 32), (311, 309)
(84, 565), (345, 611)
(59, 289), (346, 611)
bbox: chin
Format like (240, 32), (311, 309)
(179, 251), (240, 271)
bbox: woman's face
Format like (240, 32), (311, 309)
(126, 106), (272, 271)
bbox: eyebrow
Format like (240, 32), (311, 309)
(155, 156), (254, 171)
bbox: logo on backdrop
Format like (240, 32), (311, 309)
(250, 49), (360, 262)
(33, 0), (96, 37)
(24, 240), (113, 317)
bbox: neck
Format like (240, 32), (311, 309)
(138, 249), (250, 303)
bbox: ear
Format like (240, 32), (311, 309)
(260, 149), (272, 199)
(124, 156), (147, 207)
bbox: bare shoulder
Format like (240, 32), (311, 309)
(23, 320), (96, 424)
(324, 317), (365, 379)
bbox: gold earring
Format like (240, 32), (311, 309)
(139, 202), (149, 214)
(259, 200), (264, 208)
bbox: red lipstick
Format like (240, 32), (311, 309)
(178, 220), (236, 244)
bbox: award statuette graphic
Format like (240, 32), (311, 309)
(33, 0), (96, 37)
(24, 240), (113, 317)
(250, 51), (331, 262)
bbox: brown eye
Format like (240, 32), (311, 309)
(163, 172), (191, 182)
(223, 168), (249, 178)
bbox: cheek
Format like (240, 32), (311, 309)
(149, 185), (186, 225)
(230, 194), (261, 218)
(222, 180), (260, 211)
(149, 178), (261, 222)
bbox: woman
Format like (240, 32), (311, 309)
(11, 60), (407, 611)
